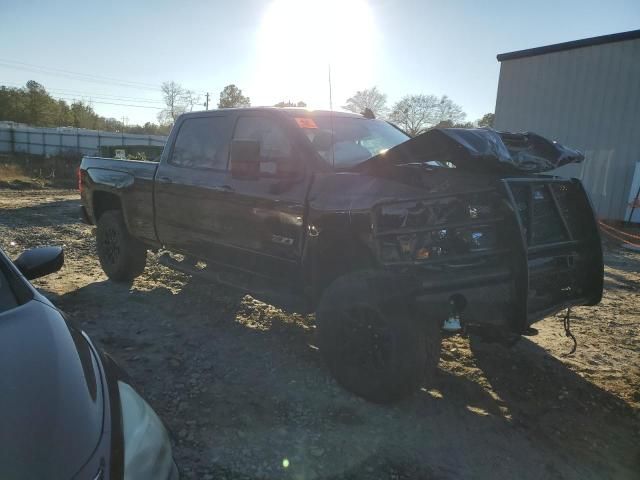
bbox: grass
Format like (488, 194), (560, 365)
(0, 163), (47, 188)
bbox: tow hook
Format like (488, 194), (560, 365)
(442, 294), (467, 333)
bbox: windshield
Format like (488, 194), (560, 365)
(297, 116), (409, 168)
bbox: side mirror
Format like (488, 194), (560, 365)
(14, 246), (64, 280)
(230, 140), (261, 179)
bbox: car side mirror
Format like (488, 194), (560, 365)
(14, 246), (64, 280)
(230, 140), (261, 179)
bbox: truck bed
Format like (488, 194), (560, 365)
(79, 156), (159, 246)
(81, 156), (158, 178)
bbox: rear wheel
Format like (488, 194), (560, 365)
(317, 271), (441, 403)
(96, 210), (147, 281)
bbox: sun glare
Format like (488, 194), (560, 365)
(254, 0), (375, 109)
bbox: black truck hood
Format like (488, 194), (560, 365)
(0, 299), (104, 479)
(357, 128), (584, 174)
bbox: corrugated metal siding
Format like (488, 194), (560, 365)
(494, 38), (640, 220)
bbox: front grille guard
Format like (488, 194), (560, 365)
(371, 188), (504, 267)
(500, 177), (603, 331)
(369, 179), (602, 333)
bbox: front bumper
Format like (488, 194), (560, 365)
(414, 268), (512, 329)
(378, 178), (603, 334)
(403, 254), (595, 333)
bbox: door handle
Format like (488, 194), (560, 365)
(212, 185), (234, 193)
(158, 176), (173, 184)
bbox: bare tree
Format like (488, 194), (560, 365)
(158, 81), (191, 124)
(183, 90), (201, 113)
(389, 94), (466, 136)
(389, 94), (438, 136)
(435, 95), (465, 125)
(343, 87), (388, 118)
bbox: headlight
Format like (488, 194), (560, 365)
(378, 197), (495, 232)
(379, 226), (497, 263)
(376, 194), (498, 264)
(118, 381), (179, 480)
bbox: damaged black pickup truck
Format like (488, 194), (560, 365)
(79, 108), (603, 403)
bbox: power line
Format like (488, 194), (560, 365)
(1, 61), (209, 98)
(0, 58), (161, 90)
(1, 75), (210, 111)
(2, 76), (207, 104)
(48, 89), (163, 104)
(2, 81), (165, 104)
(50, 94), (164, 110)
(45, 87), (164, 103)
(0, 63), (160, 91)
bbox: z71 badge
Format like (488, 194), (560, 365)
(271, 234), (294, 246)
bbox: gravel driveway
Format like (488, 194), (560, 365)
(1, 188), (638, 479)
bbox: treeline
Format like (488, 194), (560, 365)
(0, 81), (170, 135)
(342, 86), (494, 136)
(211, 84), (494, 136)
(0, 80), (495, 138)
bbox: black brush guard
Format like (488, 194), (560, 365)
(501, 178), (603, 332)
(372, 177), (603, 334)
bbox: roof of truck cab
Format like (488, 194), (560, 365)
(279, 108), (363, 118)
(180, 107), (364, 119)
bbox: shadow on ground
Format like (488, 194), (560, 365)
(43, 271), (640, 480)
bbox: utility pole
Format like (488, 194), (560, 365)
(204, 92), (210, 110)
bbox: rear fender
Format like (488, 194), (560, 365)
(84, 168), (134, 222)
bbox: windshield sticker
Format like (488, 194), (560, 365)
(294, 117), (318, 129)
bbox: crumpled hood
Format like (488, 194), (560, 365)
(359, 128), (584, 174)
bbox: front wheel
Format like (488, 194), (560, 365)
(316, 271), (441, 403)
(96, 210), (147, 282)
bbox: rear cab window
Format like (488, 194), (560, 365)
(169, 116), (230, 170)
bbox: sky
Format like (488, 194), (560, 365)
(0, 0), (639, 126)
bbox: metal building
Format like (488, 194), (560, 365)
(494, 29), (640, 221)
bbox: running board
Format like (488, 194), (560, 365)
(156, 253), (309, 313)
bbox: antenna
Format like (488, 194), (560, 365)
(328, 64), (336, 168)
(328, 64), (333, 110)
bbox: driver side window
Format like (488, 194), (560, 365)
(232, 117), (298, 176)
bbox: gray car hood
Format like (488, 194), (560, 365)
(358, 128), (584, 174)
(0, 299), (104, 479)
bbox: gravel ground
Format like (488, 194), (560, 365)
(1, 188), (638, 479)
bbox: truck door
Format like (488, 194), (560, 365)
(154, 114), (233, 258)
(213, 114), (309, 280)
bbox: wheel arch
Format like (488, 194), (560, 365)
(92, 190), (123, 221)
(304, 231), (378, 308)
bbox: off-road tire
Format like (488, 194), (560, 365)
(316, 271), (441, 403)
(96, 210), (147, 282)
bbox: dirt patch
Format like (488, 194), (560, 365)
(1, 188), (638, 479)
(0, 155), (78, 189)
(0, 163), (46, 189)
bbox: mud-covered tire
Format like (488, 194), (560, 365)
(96, 210), (147, 282)
(316, 271), (440, 403)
